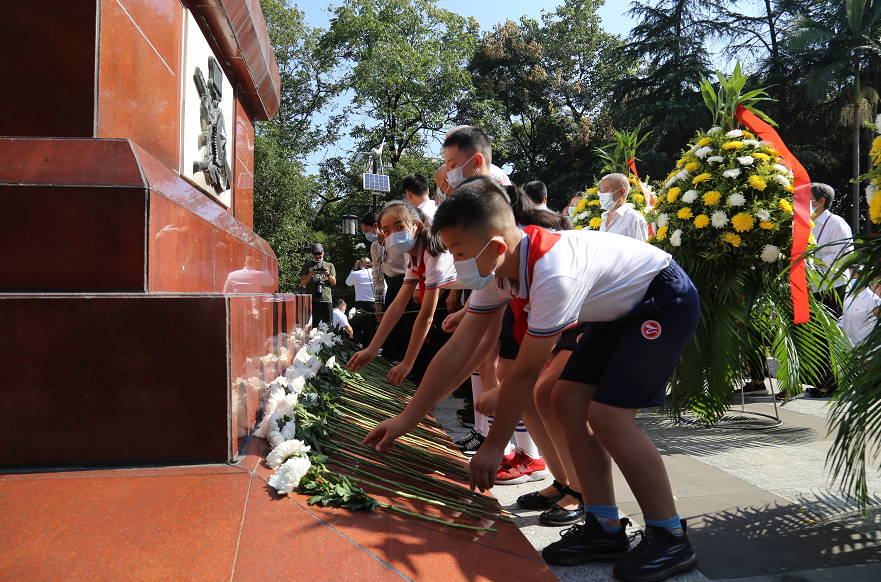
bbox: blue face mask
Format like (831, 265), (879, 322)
(435, 186), (447, 203)
(447, 155), (476, 190)
(385, 228), (417, 254)
(454, 239), (502, 290)
(365, 231), (378, 243)
(568, 205), (577, 217)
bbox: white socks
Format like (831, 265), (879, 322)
(471, 372), (488, 436)
(515, 420), (541, 459)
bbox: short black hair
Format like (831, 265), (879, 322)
(334, 298), (346, 308)
(523, 181), (547, 205)
(360, 211), (378, 227)
(811, 183), (835, 210)
(443, 126), (492, 166)
(402, 173), (429, 196)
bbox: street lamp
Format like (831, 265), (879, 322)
(341, 214), (358, 235)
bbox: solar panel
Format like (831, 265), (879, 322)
(362, 173), (391, 192)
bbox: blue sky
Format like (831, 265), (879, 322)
(292, 0), (638, 173)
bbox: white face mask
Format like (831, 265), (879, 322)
(598, 187), (620, 212)
(446, 155), (476, 190)
(454, 239), (502, 290)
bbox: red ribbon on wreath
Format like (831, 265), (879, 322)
(734, 105), (811, 324)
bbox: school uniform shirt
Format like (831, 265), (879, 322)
(332, 309), (350, 330)
(841, 285), (881, 346)
(418, 200), (438, 221)
(468, 229), (671, 336)
(490, 164), (512, 186)
(812, 209), (853, 290)
(403, 239), (463, 291)
(346, 267), (380, 302)
(599, 203), (649, 242)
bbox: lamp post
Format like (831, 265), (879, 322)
(341, 214), (358, 235)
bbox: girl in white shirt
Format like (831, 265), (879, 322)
(346, 200), (461, 385)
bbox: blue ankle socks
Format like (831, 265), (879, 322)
(645, 515), (684, 537)
(585, 505), (622, 533)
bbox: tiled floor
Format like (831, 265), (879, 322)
(0, 436), (558, 582)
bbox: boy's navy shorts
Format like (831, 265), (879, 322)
(557, 260), (700, 409)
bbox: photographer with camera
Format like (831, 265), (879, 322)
(299, 242), (337, 325)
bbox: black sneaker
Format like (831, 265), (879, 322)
(456, 405), (475, 427)
(455, 428), (485, 455)
(613, 521), (697, 582)
(541, 513), (631, 566)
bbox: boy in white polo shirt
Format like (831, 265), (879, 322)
(363, 177), (700, 582)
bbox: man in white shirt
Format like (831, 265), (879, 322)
(331, 298), (353, 338)
(598, 173), (649, 242)
(842, 278), (881, 347)
(403, 173), (437, 221)
(523, 181), (549, 210)
(346, 257), (383, 346)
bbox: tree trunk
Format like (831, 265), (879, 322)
(854, 103), (861, 233)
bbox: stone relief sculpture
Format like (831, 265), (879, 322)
(193, 56), (231, 194)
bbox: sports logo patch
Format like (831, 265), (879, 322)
(641, 320), (661, 340)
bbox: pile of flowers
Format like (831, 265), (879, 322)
(571, 178), (651, 231)
(648, 127), (796, 268)
(866, 114), (881, 224)
(252, 323), (509, 530)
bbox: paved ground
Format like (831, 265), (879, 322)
(432, 378), (881, 582)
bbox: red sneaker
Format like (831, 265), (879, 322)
(495, 451), (550, 485)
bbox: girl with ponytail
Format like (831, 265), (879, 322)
(346, 200), (462, 385)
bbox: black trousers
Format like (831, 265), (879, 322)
(381, 275), (407, 361)
(810, 285), (846, 388)
(312, 299), (333, 327)
(352, 300), (377, 346)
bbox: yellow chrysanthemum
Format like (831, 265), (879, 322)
(871, 137), (881, 164)
(723, 232), (742, 247)
(752, 152), (770, 161)
(808, 233), (816, 245)
(588, 199), (600, 206)
(767, 147), (779, 156)
(653, 196), (663, 209)
(629, 178), (638, 185)
(684, 162), (698, 172)
(586, 187), (599, 194)
(698, 137), (712, 146)
(633, 194), (645, 203)
(676, 158), (687, 167)
(678, 207), (694, 219)
(589, 217), (603, 229)
(722, 141), (743, 150)
(747, 175), (767, 191)
(647, 235), (655, 243)
(702, 190), (721, 205)
(575, 225), (583, 230)
(759, 221), (774, 230)
(871, 191), (881, 224)
(666, 170), (678, 182)
(692, 173), (712, 185)
(667, 187), (681, 203)
(779, 199), (793, 213)
(694, 214), (710, 228)
(731, 212), (754, 232)
(743, 130), (755, 140)
(656, 225), (669, 240)
(575, 199), (588, 212)
(785, 184), (794, 193)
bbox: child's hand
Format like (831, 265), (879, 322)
(362, 415), (414, 453)
(469, 441), (505, 492)
(442, 308), (466, 333)
(347, 348), (377, 371)
(387, 361), (413, 385)
(474, 385), (501, 415)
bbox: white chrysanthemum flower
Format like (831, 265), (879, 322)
(736, 156), (754, 166)
(325, 355), (336, 369)
(303, 393), (319, 407)
(711, 211), (729, 228)
(726, 129), (743, 138)
(671, 229), (683, 246)
(295, 346), (310, 364)
(266, 439), (311, 469)
(676, 170), (690, 181)
(756, 209), (771, 221)
(728, 193), (746, 206)
(287, 375), (305, 397)
(695, 146), (712, 159)
(575, 212), (589, 222)
(289, 361), (315, 381)
(255, 391), (284, 438)
(722, 168), (742, 178)
(868, 182), (877, 206)
(707, 156), (725, 164)
(772, 163), (791, 175)
(743, 139), (760, 148)
(664, 177), (677, 188)
(306, 356), (321, 376)
(348, 308), (356, 319)
(689, 143), (699, 153)
(267, 428), (285, 448)
(707, 126), (722, 135)
(682, 190), (698, 203)
(658, 213), (669, 228)
(761, 245), (780, 263)
(268, 456), (312, 495)
(773, 174), (790, 187)
(280, 419), (297, 441)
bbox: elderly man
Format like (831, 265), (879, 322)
(598, 173), (649, 241)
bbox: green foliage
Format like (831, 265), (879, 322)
(300, 469), (380, 511)
(595, 124), (651, 175)
(699, 62), (776, 130)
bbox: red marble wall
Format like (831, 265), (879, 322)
(96, 0), (184, 172)
(234, 91), (255, 229)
